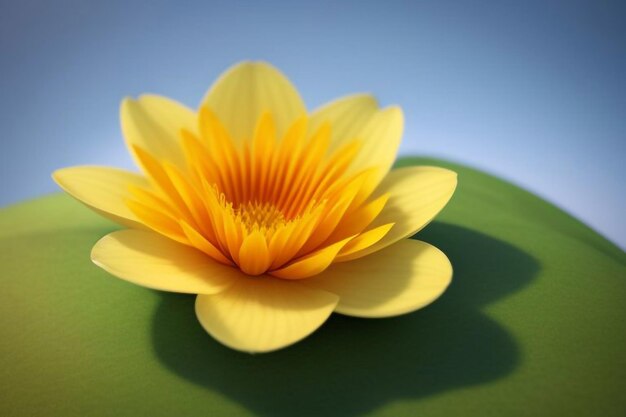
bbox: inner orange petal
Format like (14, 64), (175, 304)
(126, 109), (394, 278)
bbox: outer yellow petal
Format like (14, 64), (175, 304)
(52, 165), (148, 229)
(121, 95), (196, 170)
(308, 94), (379, 153)
(195, 277), (338, 353)
(202, 61), (306, 142)
(302, 239), (452, 318)
(348, 166), (457, 259)
(347, 106), (404, 185)
(91, 230), (239, 294)
(309, 94), (403, 186)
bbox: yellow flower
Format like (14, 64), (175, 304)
(53, 62), (457, 353)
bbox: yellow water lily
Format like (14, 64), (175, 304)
(53, 62), (457, 353)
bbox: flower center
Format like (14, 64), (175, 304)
(235, 201), (286, 231)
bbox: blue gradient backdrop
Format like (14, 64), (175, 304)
(1, 0), (624, 248)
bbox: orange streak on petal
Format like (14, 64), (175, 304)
(281, 123), (331, 218)
(252, 113), (276, 202)
(199, 107), (241, 203)
(272, 118), (308, 209)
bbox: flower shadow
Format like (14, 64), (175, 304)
(151, 222), (539, 416)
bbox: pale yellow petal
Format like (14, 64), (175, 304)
(302, 239), (452, 318)
(309, 94), (379, 153)
(195, 277), (338, 353)
(52, 165), (148, 229)
(202, 61), (306, 142)
(309, 95), (403, 186)
(91, 230), (239, 294)
(346, 166), (457, 259)
(121, 95), (196, 170)
(346, 106), (404, 185)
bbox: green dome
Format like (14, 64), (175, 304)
(1, 157), (624, 416)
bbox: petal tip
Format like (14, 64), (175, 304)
(51, 167), (66, 186)
(120, 96), (135, 110)
(384, 105), (404, 123)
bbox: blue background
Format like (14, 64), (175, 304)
(1, 0), (624, 248)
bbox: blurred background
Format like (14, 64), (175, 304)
(0, 0), (624, 248)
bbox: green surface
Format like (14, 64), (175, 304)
(1, 157), (625, 417)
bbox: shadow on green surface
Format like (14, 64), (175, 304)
(152, 223), (539, 417)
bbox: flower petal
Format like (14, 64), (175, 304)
(302, 239), (452, 318)
(270, 235), (354, 280)
(180, 221), (233, 266)
(309, 94), (379, 152)
(238, 230), (272, 276)
(202, 61), (306, 142)
(346, 166), (457, 259)
(334, 223), (395, 262)
(52, 165), (147, 229)
(91, 229), (239, 294)
(126, 198), (188, 244)
(121, 95), (196, 170)
(195, 277), (338, 353)
(310, 94), (403, 185)
(347, 106), (404, 185)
